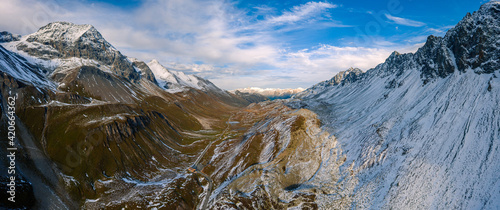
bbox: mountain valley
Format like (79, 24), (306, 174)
(0, 1), (499, 209)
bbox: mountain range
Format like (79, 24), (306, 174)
(0, 1), (499, 209)
(232, 87), (305, 100)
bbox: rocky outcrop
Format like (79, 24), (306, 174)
(414, 1), (500, 81)
(327, 67), (363, 86)
(445, 2), (500, 73)
(298, 67), (364, 97)
(0, 31), (20, 43)
(130, 59), (158, 84)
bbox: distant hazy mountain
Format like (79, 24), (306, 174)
(232, 87), (304, 100)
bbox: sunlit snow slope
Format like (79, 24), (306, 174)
(296, 1), (500, 209)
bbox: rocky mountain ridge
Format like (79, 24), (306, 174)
(293, 1), (500, 209)
(302, 1), (500, 97)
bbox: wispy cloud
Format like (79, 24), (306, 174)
(425, 25), (455, 35)
(266, 2), (337, 25)
(385, 14), (426, 27)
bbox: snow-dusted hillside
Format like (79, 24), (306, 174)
(295, 1), (500, 209)
(0, 45), (53, 87)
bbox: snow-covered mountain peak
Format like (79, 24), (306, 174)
(435, 0), (499, 74)
(149, 59), (161, 64)
(480, 0), (500, 10)
(25, 22), (109, 47)
(326, 67), (363, 86)
(147, 59), (219, 93)
(387, 51), (401, 58)
(345, 67), (363, 73)
(302, 0), (500, 96)
(147, 59), (170, 73)
(366, 1), (500, 83)
(1, 21), (143, 82)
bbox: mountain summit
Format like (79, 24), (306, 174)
(26, 22), (110, 47)
(7, 22), (141, 81)
(146, 59), (231, 97)
(415, 0), (500, 81)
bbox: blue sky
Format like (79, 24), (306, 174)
(0, 0), (488, 89)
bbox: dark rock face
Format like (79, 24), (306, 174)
(0, 175), (36, 209)
(415, 36), (457, 83)
(131, 60), (158, 84)
(445, 3), (500, 73)
(416, 1), (500, 81)
(0, 31), (20, 43)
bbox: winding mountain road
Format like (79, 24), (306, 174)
(188, 115), (234, 210)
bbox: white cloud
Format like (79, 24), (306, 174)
(385, 14), (426, 27)
(266, 2), (337, 25)
(165, 62), (217, 73)
(0, 0), (68, 35)
(278, 45), (393, 79)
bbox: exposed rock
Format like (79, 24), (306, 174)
(0, 31), (20, 42)
(130, 58), (158, 84)
(0, 175), (36, 209)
